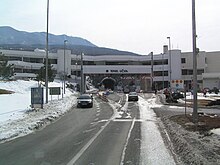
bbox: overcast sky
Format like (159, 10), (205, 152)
(1, 0), (219, 55)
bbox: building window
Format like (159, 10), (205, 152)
(71, 70), (81, 76)
(49, 59), (57, 64)
(153, 71), (168, 76)
(182, 69), (204, 75)
(181, 58), (186, 63)
(23, 57), (44, 63)
(182, 69), (187, 75)
(106, 61), (128, 65)
(197, 69), (204, 75)
(71, 59), (81, 65)
(142, 61), (151, 65)
(83, 61), (95, 65)
(8, 56), (22, 61)
(205, 57), (207, 64)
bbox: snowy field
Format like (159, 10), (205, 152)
(185, 92), (220, 100)
(0, 80), (78, 142)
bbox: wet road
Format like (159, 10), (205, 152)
(0, 94), (141, 165)
(0, 93), (175, 165)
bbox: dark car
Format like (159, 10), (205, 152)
(128, 92), (138, 101)
(77, 94), (93, 108)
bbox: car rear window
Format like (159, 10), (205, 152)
(79, 95), (91, 99)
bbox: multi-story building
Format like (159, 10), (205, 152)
(1, 47), (220, 91)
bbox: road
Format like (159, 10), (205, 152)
(0, 93), (174, 165)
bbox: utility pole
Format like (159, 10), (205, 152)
(45, 0), (49, 103)
(192, 0), (198, 123)
(162, 53), (165, 89)
(167, 37), (172, 90)
(80, 53), (84, 94)
(151, 52), (154, 91)
(64, 40), (67, 95)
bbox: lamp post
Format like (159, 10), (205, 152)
(45, 0), (49, 103)
(162, 53), (165, 89)
(150, 52), (154, 91)
(63, 40), (67, 95)
(75, 54), (78, 83)
(192, 0), (198, 123)
(167, 37), (172, 90)
(80, 53), (84, 94)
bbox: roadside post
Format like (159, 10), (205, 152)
(184, 84), (187, 117)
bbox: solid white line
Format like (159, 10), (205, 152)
(113, 119), (144, 122)
(66, 119), (111, 165)
(120, 118), (136, 165)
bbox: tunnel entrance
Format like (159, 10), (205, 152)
(101, 77), (116, 90)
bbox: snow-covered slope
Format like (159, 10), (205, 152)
(0, 80), (78, 143)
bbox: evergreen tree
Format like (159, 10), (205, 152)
(0, 54), (13, 79)
(36, 60), (56, 82)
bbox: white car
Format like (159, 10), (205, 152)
(77, 94), (93, 108)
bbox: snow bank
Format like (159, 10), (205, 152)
(211, 128), (220, 136)
(139, 96), (175, 165)
(0, 80), (77, 143)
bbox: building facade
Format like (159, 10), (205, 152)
(1, 48), (220, 91)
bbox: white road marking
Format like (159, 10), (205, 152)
(120, 118), (136, 165)
(67, 94), (135, 165)
(67, 118), (111, 165)
(113, 119), (143, 122)
(94, 117), (99, 121)
(67, 99), (116, 165)
(83, 128), (96, 134)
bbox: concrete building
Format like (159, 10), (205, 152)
(1, 47), (220, 91)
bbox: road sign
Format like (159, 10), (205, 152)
(50, 87), (61, 95)
(171, 80), (184, 89)
(31, 87), (44, 108)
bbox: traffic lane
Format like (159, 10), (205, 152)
(122, 121), (141, 165)
(72, 96), (141, 165)
(0, 97), (113, 165)
(74, 120), (133, 165)
(107, 92), (125, 103)
(127, 101), (140, 119)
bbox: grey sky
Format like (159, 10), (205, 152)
(1, 0), (219, 55)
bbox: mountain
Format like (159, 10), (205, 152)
(0, 26), (96, 47)
(0, 26), (140, 56)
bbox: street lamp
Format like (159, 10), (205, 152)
(64, 40), (68, 95)
(150, 52), (154, 91)
(167, 37), (172, 89)
(75, 54), (78, 83)
(80, 53), (84, 94)
(192, 0), (198, 123)
(162, 53), (165, 89)
(45, 0), (49, 103)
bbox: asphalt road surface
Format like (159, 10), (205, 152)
(0, 94), (142, 165)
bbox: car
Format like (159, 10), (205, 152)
(77, 94), (93, 108)
(128, 92), (138, 101)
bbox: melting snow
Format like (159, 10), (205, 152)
(0, 80), (77, 142)
(139, 96), (175, 165)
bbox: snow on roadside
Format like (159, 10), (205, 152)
(139, 96), (175, 165)
(211, 128), (220, 136)
(0, 80), (78, 143)
(0, 94), (77, 143)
